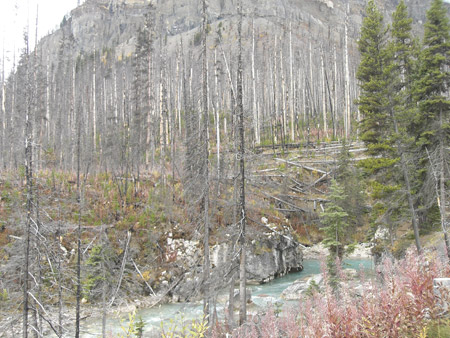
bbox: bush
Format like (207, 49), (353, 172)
(215, 249), (449, 338)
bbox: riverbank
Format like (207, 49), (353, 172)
(302, 242), (373, 260)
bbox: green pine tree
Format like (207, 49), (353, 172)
(357, 0), (401, 245)
(412, 0), (450, 151)
(321, 179), (349, 291)
(357, 0), (424, 253)
(387, 0), (423, 253)
(356, 0), (392, 154)
(335, 141), (366, 230)
(412, 0), (450, 255)
(321, 180), (349, 259)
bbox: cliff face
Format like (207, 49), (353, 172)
(36, 0), (434, 68)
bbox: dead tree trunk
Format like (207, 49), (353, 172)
(23, 32), (32, 338)
(237, 0), (247, 326)
(75, 98), (82, 338)
(201, 0), (211, 324)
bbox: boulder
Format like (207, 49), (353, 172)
(281, 274), (323, 300)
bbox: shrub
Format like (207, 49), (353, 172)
(216, 249), (449, 338)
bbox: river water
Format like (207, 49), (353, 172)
(80, 258), (373, 337)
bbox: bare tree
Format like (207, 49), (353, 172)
(23, 29), (32, 338)
(237, 0), (247, 326)
(201, 0), (211, 323)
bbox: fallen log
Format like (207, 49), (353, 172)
(261, 191), (308, 213)
(274, 158), (328, 175)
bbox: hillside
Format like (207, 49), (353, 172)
(0, 0), (449, 336)
(0, 0), (442, 172)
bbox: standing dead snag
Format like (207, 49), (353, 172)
(23, 30), (32, 338)
(237, 0), (247, 326)
(201, 0), (211, 325)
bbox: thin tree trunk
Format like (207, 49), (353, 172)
(202, 0), (211, 323)
(109, 230), (131, 307)
(57, 207), (63, 337)
(93, 49), (97, 153)
(23, 32), (32, 338)
(391, 109), (422, 253)
(1, 44), (5, 168)
(237, 0), (247, 326)
(439, 107), (449, 259)
(101, 226), (107, 338)
(251, 18), (259, 145)
(289, 22), (295, 142)
(333, 46), (338, 139)
(321, 49), (328, 139)
(227, 272), (236, 329)
(344, 5), (351, 138)
(214, 48), (221, 193)
(280, 39), (287, 148)
(75, 98), (82, 338)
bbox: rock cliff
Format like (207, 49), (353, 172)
(160, 228), (303, 302)
(36, 0), (439, 76)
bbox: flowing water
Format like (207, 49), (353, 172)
(80, 258), (373, 337)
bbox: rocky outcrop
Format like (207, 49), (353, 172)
(211, 232), (303, 284)
(162, 229), (303, 302)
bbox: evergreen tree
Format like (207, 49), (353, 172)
(321, 180), (349, 291)
(357, 0), (423, 253)
(356, 0), (391, 154)
(335, 142), (366, 230)
(357, 0), (401, 246)
(388, 0), (423, 253)
(412, 0), (450, 256)
(321, 180), (349, 259)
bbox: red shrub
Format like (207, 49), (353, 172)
(216, 249), (450, 338)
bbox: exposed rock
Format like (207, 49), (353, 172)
(211, 232), (303, 284)
(167, 230), (303, 302)
(349, 242), (373, 259)
(302, 243), (329, 259)
(281, 274), (323, 300)
(302, 242), (373, 260)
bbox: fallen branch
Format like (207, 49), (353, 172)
(253, 168), (279, 173)
(261, 191), (307, 212)
(274, 158), (328, 175)
(308, 172), (332, 188)
(109, 230), (131, 307)
(131, 258), (156, 296)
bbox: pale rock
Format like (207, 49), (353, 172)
(281, 274), (323, 300)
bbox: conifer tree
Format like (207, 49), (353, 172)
(321, 179), (349, 291)
(412, 0), (450, 257)
(357, 0), (423, 253)
(357, 0), (399, 244)
(389, 0), (423, 253)
(335, 142), (366, 230)
(357, 0), (390, 154)
(321, 180), (349, 260)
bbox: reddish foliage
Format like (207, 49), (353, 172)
(213, 249), (450, 337)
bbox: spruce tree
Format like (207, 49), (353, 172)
(387, 0), (422, 252)
(412, 0), (450, 256)
(321, 180), (349, 259)
(321, 180), (349, 290)
(335, 142), (366, 230)
(357, 0), (400, 246)
(357, 0), (391, 154)
(357, 0), (424, 253)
